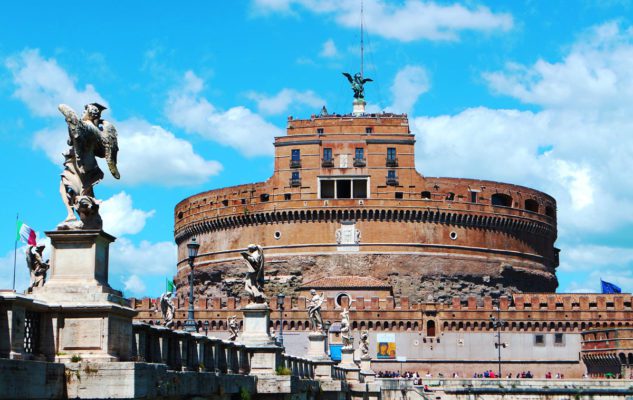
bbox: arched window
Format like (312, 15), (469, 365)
(491, 193), (513, 207)
(427, 320), (436, 337)
(336, 293), (350, 308)
(525, 199), (539, 213)
(545, 205), (555, 218)
(421, 191), (431, 199)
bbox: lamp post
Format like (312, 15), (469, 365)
(490, 304), (506, 378)
(323, 321), (331, 355)
(277, 293), (285, 346)
(184, 237), (200, 332)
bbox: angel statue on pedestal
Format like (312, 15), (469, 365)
(57, 103), (120, 230)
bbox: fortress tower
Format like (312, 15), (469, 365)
(172, 103), (559, 303)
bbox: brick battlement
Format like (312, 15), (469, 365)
(132, 293), (633, 333)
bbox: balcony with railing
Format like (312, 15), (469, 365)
(386, 175), (399, 186)
(290, 178), (301, 187)
(353, 158), (367, 167)
(322, 158), (334, 168)
(290, 159), (301, 168)
(386, 157), (398, 167)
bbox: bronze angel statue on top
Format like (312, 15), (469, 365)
(57, 103), (120, 230)
(342, 72), (373, 100)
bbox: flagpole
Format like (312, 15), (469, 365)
(12, 213), (18, 291)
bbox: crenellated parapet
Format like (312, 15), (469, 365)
(131, 293), (633, 335)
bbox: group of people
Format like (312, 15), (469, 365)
(376, 371), (424, 385)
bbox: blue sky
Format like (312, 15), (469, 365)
(1, 0), (633, 298)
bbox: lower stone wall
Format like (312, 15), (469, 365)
(0, 358), (65, 399)
(177, 252), (556, 304)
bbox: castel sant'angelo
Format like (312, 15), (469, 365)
(133, 75), (632, 378)
(172, 85), (558, 304)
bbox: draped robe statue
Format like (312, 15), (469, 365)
(308, 289), (325, 332)
(240, 244), (266, 304)
(159, 291), (175, 328)
(57, 103), (120, 230)
(26, 244), (49, 291)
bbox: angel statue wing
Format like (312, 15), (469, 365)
(342, 72), (353, 84)
(361, 77), (373, 84)
(101, 120), (120, 180)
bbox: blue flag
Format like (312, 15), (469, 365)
(601, 279), (622, 294)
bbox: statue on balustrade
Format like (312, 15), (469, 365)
(360, 330), (369, 357)
(240, 244), (266, 304)
(26, 244), (49, 292)
(228, 315), (239, 341)
(308, 289), (325, 332)
(340, 308), (353, 348)
(159, 291), (175, 328)
(57, 103), (120, 230)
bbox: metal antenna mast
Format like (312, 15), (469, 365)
(360, 0), (364, 78)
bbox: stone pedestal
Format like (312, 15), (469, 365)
(339, 346), (361, 382)
(239, 303), (281, 375)
(307, 331), (335, 380)
(239, 303), (275, 346)
(352, 99), (366, 116)
(360, 355), (376, 382)
(31, 230), (136, 362)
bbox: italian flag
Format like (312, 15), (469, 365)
(16, 221), (37, 246)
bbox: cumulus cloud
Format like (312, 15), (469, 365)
(413, 22), (633, 234)
(166, 70), (283, 157)
(484, 22), (633, 110)
(32, 120), (222, 187)
(252, 0), (513, 42)
(5, 49), (107, 117)
(109, 238), (177, 277)
(122, 274), (147, 296)
(8, 50), (222, 187)
(320, 39), (339, 58)
(100, 192), (155, 237)
(388, 65), (429, 113)
(247, 88), (325, 115)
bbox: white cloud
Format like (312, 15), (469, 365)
(100, 192), (155, 237)
(109, 238), (177, 277)
(166, 70), (283, 157)
(5, 49), (107, 117)
(387, 65), (429, 113)
(412, 22), (633, 234)
(122, 274), (147, 296)
(10, 50), (223, 187)
(247, 88), (325, 115)
(320, 39), (339, 58)
(559, 245), (633, 272)
(484, 22), (633, 110)
(33, 120), (222, 187)
(252, 0), (513, 42)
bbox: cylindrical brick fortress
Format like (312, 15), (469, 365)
(173, 113), (558, 303)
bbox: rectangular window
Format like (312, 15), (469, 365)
(353, 180), (367, 198)
(284, 193), (291, 201)
(323, 148), (332, 160)
(321, 180), (335, 198)
(291, 149), (300, 161)
(259, 194), (269, 202)
(388, 170), (396, 179)
(534, 334), (545, 346)
(366, 127), (373, 134)
(355, 148), (364, 160)
(317, 128), (324, 134)
(470, 191), (478, 203)
(291, 171), (300, 180)
(336, 180), (352, 198)
(554, 333), (564, 345)
(387, 147), (396, 160)
(395, 192), (403, 199)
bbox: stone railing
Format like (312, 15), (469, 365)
(0, 292), (50, 361)
(279, 353), (315, 379)
(132, 322), (250, 374)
